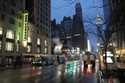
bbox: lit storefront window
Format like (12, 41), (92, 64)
(6, 42), (13, 51)
(0, 27), (3, 35)
(44, 48), (47, 54)
(27, 45), (31, 52)
(6, 30), (14, 39)
(37, 38), (40, 45)
(103, 51), (114, 63)
(27, 37), (31, 43)
(22, 40), (27, 47)
(44, 40), (47, 46)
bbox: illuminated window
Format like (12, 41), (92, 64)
(22, 40), (27, 47)
(27, 45), (31, 52)
(27, 37), (31, 43)
(44, 48), (47, 54)
(37, 38), (40, 45)
(44, 40), (47, 46)
(16, 34), (19, 41)
(0, 27), (3, 35)
(6, 42), (13, 51)
(6, 30), (14, 39)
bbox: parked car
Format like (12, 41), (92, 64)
(57, 56), (66, 64)
(31, 59), (43, 66)
(31, 56), (54, 66)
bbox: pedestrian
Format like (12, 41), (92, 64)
(108, 76), (113, 83)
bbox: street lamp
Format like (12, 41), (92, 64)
(97, 43), (100, 52)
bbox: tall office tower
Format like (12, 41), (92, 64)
(72, 0), (87, 50)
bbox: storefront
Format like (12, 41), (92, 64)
(22, 54), (35, 64)
(116, 48), (125, 57)
(99, 50), (115, 70)
(115, 48), (125, 67)
(5, 56), (14, 66)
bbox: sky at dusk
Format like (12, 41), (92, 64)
(51, 0), (104, 52)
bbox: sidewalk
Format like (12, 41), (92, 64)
(97, 71), (120, 83)
(102, 78), (119, 83)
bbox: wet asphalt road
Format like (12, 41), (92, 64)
(0, 64), (97, 83)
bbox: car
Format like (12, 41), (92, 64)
(31, 56), (54, 66)
(57, 56), (66, 64)
(31, 59), (43, 66)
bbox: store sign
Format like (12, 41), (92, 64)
(23, 13), (28, 41)
(103, 51), (114, 63)
(106, 57), (113, 63)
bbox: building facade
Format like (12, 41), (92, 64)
(72, 1), (86, 50)
(0, 0), (51, 66)
(104, 0), (125, 55)
(51, 1), (87, 52)
(60, 16), (73, 49)
(51, 19), (61, 54)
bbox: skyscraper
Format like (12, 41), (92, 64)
(72, 0), (86, 50)
(34, 0), (51, 34)
(109, 0), (125, 52)
(61, 16), (73, 49)
(75, 0), (83, 19)
(33, 0), (51, 54)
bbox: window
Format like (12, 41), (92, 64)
(6, 42), (13, 51)
(44, 48), (47, 54)
(28, 37), (31, 43)
(44, 40), (47, 46)
(27, 45), (31, 52)
(6, 30), (14, 39)
(0, 27), (3, 35)
(37, 38), (40, 45)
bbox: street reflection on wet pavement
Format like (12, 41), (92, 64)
(0, 64), (97, 83)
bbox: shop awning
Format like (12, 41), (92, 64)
(116, 48), (125, 55)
